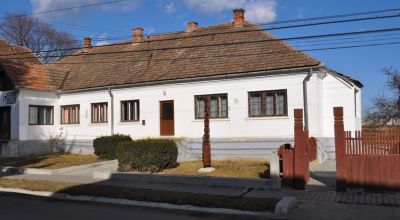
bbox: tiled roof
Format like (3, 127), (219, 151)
(0, 58), (60, 92)
(0, 39), (42, 65)
(54, 22), (322, 91)
(0, 39), (61, 91)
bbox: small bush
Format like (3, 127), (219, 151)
(116, 139), (178, 172)
(93, 134), (132, 160)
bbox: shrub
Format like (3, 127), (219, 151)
(116, 139), (178, 172)
(93, 134), (132, 159)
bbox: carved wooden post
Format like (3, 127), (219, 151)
(203, 96), (211, 167)
(334, 107), (346, 191)
(294, 109), (306, 189)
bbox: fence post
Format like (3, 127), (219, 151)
(334, 107), (346, 190)
(294, 109), (306, 189)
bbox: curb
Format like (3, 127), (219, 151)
(93, 171), (281, 190)
(0, 166), (52, 175)
(0, 186), (276, 218)
(274, 196), (297, 215)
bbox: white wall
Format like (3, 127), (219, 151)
(322, 74), (362, 138)
(18, 90), (59, 140)
(13, 70), (361, 143)
(57, 90), (112, 140)
(57, 72), (309, 141)
(307, 72), (325, 138)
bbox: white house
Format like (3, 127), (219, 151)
(0, 9), (362, 160)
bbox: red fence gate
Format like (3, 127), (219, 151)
(278, 109), (318, 189)
(334, 107), (400, 190)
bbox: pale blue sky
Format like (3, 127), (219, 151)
(1, 0), (400, 112)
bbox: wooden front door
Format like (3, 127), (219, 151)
(160, 100), (174, 136)
(0, 107), (11, 140)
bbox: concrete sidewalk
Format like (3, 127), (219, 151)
(52, 160), (118, 176)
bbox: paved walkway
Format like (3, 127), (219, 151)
(308, 159), (336, 190)
(247, 160), (400, 207)
(52, 160), (118, 176)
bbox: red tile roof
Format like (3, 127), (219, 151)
(53, 22), (321, 91)
(0, 39), (61, 91)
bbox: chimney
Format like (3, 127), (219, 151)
(132, 27), (144, 43)
(83, 37), (92, 48)
(187, 21), (198, 32)
(233, 8), (245, 26)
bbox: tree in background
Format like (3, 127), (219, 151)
(366, 67), (400, 127)
(0, 12), (79, 64)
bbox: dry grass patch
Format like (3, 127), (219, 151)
(0, 178), (75, 192)
(162, 159), (269, 179)
(0, 153), (104, 169)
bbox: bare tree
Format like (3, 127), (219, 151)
(0, 12), (79, 63)
(366, 67), (400, 127)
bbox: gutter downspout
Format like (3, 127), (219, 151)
(303, 68), (313, 131)
(108, 87), (114, 135)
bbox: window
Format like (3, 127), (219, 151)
(121, 100), (140, 122)
(248, 90), (287, 117)
(91, 102), (108, 123)
(61, 105), (80, 124)
(29, 105), (53, 125)
(195, 94), (228, 119)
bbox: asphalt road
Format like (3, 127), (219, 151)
(0, 192), (269, 220)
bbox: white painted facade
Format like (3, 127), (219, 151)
(0, 68), (362, 158)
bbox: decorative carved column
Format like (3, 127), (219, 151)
(203, 96), (211, 168)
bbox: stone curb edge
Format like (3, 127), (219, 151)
(0, 186), (277, 218)
(92, 171), (282, 190)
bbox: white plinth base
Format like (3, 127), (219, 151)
(197, 167), (216, 173)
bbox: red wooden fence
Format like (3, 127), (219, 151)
(278, 109), (318, 189)
(334, 107), (400, 190)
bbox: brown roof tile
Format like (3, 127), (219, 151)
(0, 39), (61, 91)
(54, 22), (321, 91)
(0, 59), (59, 92)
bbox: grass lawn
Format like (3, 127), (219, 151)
(0, 153), (104, 169)
(0, 178), (277, 211)
(162, 159), (270, 179)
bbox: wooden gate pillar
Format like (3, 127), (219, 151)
(294, 109), (307, 189)
(334, 107), (346, 190)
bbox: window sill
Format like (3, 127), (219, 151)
(192, 118), (230, 122)
(60, 124), (81, 127)
(29, 124), (54, 126)
(117, 121), (141, 125)
(245, 116), (289, 120)
(88, 123), (109, 126)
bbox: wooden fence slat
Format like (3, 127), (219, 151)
(341, 126), (400, 190)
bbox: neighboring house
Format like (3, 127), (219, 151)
(0, 9), (362, 160)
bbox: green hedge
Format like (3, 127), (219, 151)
(93, 134), (132, 159)
(116, 139), (178, 172)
